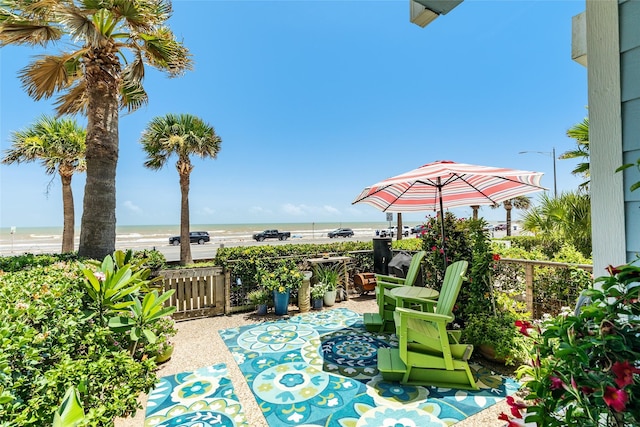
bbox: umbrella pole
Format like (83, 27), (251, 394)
(437, 178), (448, 270)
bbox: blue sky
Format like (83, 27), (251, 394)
(0, 0), (587, 228)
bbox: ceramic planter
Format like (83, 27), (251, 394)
(273, 289), (290, 315)
(256, 303), (268, 315)
(155, 344), (174, 364)
(312, 298), (323, 310)
(323, 289), (337, 306)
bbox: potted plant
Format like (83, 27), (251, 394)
(310, 282), (327, 310)
(462, 292), (530, 365)
(314, 264), (340, 306)
(257, 259), (303, 315)
(247, 288), (270, 315)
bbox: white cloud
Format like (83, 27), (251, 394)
(250, 206), (272, 214)
(200, 207), (216, 215)
(322, 205), (340, 215)
(281, 203), (309, 216)
(123, 200), (142, 215)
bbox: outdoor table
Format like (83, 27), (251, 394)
(306, 256), (352, 300)
(389, 286), (439, 309)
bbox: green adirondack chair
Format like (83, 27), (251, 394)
(363, 250), (427, 332)
(377, 260), (478, 390)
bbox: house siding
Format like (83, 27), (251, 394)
(619, 0), (640, 261)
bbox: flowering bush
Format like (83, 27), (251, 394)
(256, 259), (303, 293)
(505, 262), (640, 426)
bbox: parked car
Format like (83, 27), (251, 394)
(494, 224), (507, 231)
(168, 231), (210, 245)
(328, 228), (354, 238)
(379, 225), (410, 238)
(411, 224), (427, 234)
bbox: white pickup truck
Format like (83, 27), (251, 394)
(378, 225), (410, 238)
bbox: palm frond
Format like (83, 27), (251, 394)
(140, 27), (192, 76)
(19, 54), (73, 100)
(120, 72), (148, 112)
(0, 22), (63, 46)
(54, 80), (89, 115)
(57, 6), (103, 46)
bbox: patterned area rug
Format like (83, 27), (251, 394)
(219, 308), (519, 426)
(144, 363), (248, 426)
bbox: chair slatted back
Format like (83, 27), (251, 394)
(403, 250), (426, 286)
(435, 260), (468, 317)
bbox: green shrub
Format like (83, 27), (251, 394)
(0, 255), (166, 425)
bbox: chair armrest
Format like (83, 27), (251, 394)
(375, 274), (406, 285)
(395, 295), (436, 311)
(396, 307), (453, 324)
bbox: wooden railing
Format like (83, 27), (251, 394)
(158, 256), (594, 321)
(496, 258), (593, 319)
(159, 267), (226, 320)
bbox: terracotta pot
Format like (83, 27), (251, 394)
(478, 344), (507, 364)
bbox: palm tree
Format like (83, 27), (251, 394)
(140, 113), (221, 265)
(522, 191), (591, 257)
(2, 116), (85, 253)
(492, 196), (531, 236)
(0, 1), (192, 259)
(560, 117), (590, 190)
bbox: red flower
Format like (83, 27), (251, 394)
(431, 246), (437, 251)
(515, 320), (533, 337)
(498, 412), (524, 427)
(549, 376), (565, 390)
(581, 386), (595, 395)
(603, 386), (628, 412)
(492, 254), (501, 261)
(506, 396), (527, 418)
(606, 265), (622, 275)
(612, 361), (640, 388)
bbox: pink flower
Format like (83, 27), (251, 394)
(94, 271), (106, 281)
(431, 246), (437, 251)
(515, 320), (533, 337)
(549, 376), (565, 390)
(612, 361), (640, 388)
(603, 386), (628, 412)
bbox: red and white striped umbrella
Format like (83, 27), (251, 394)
(352, 160), (545, 213)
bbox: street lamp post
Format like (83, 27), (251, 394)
(519, 147), (557, 198)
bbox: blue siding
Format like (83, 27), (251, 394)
(622, 98), (640, 150)
(620, 46), (640, 102)
(620, 0), (640, 261)
(620, 0), (640, 52)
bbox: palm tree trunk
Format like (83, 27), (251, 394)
(78, 47), (121, 259)
(179, 172), (193, 265)
(471, 205), (479, 220)
(60, 172), (75, 253)
(506, 205), (513, 237)
(397, 213), (403, 241)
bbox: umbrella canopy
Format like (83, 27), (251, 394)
(352, 160), (545, 213)
(352, 160), (546, 268)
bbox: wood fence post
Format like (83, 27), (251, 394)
(525, 263), (535, 316)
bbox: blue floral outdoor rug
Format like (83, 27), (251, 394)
(219, 308), (520, 427)
(144, 363), (249, 426)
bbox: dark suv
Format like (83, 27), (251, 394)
(169, 231), (210, 245)
(328, 228), (354, 238)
